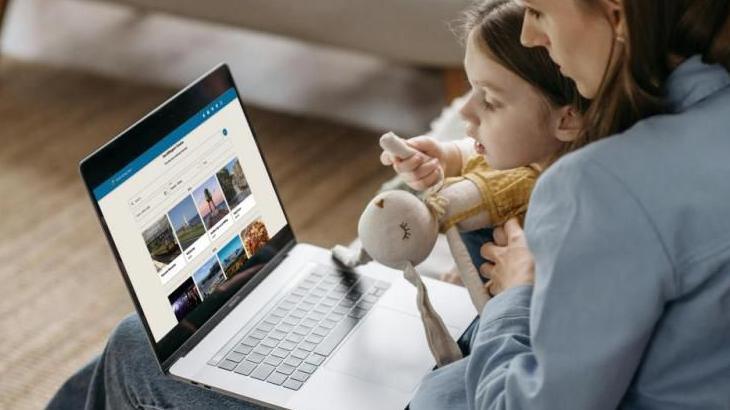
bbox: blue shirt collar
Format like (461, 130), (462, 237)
(666, 55), (730, 112)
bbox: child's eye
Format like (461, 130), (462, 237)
(526, 7), (542, 19)
(481, 99), (496, 111)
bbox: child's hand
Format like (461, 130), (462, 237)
(380, 135), (446, 191)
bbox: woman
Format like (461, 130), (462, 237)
(50, 1), (730, 409)
(411, 0), (730, 408)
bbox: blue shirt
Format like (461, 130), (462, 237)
(411, 56), (730, 409)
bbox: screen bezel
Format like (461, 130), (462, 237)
(79, 64), (296, 370)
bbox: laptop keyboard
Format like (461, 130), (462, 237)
(212, 266), (390, 391)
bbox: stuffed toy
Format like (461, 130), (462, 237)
(333, 132), (538, 367)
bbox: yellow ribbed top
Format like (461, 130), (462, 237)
(439, 154), (540, 231)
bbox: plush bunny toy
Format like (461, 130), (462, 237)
(332, 133), (499, 367)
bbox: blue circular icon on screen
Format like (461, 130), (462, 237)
(222, 128), (228, 136)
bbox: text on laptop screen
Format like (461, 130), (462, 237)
(94, 88), (287, 341)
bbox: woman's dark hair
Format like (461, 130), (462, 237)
(572, 0), (730, 153)
(462, 0), (587, 114)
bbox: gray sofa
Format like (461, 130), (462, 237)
(82, 0), (472, 67)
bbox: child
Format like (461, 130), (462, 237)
(381, 0), (586, 284)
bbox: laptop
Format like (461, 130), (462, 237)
(80, 64), (477, 409)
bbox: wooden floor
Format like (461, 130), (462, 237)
(0, 57), (392, 409)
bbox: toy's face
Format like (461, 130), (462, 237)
(358, 190), (439, 270)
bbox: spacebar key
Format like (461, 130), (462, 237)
(314, 317), (359, 356)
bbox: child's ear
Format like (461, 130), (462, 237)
(554, 106), (582, 143)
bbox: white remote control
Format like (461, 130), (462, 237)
(379, 132), (419, 159)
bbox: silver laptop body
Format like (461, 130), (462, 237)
(80, 64), (476, 410)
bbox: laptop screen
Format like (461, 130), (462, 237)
(81, 65), (292, 365)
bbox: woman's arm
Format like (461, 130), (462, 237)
(464, 155), (676, 410)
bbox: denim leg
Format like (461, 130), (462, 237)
(47, 313), (261, 410)
(459, 228), (494, 273)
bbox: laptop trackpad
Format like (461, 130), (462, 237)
(324, 306), (447, 393)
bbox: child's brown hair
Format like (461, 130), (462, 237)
(461, 0), (587, 121)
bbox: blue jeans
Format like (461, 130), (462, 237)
(47, 313), (260, 410)
(48, 230), (493, 409)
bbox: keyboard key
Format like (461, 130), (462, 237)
(299, 363), (317, 374)
(265, 315), (283, 325)
(248, 352), (265, 364)
(357, 300), (375, 309)
(363, 294), (378, 304)
(285, 294), (303, 304)
(233, 344), (253, 355)
(284, 356), (303, 367)
(333, 306), (349, 315)
(299, 341), (316, 352)
(257, 322), (274, 332)
(226, 352), (245, 363)
(251, 330), (267, 340)
(241, 337), (259, 347)
(267, 372), (288, 386)
(301, 318), (318, 328)
(290, 370), (310, 383)
(253, 346), (273, 356)
(279, 340), (297, 351)
(264, 355), (283, 367)
(309, 312), (326, 322)
(345, 291), (362, 301)
(234, 360), (257, 376)
(314, 317), (359, 356)
(284, 317), (299, 326)
(218, 360), (237, 371)
(277, 323), (294, 333)
(291, 349), (309, 360)
(251, 363), (276, 381)
(270, 330), (287, 341)
(320, 319), (337, 329)
(276, 363), (296, 375)
(348, 308), (367, 319)
(312, 327), (328, 337)
(280, 301), (296, 310)
(283, 378), (303, 391)
(293, 326), (309, 336)
(290, 310), (305, 320)
(305, 334), (323, 344)
(271, 348), (289, 358)
(261, 338), (278, 348)
(286, 333), (303, 343)
(305, 353), (326, 366)
(339, 299), (354, 308)
(327, 312), (344, 322)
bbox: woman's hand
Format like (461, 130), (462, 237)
(480, 218), (535, 296)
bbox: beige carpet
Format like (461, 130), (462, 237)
(0, 58), (392, 409)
